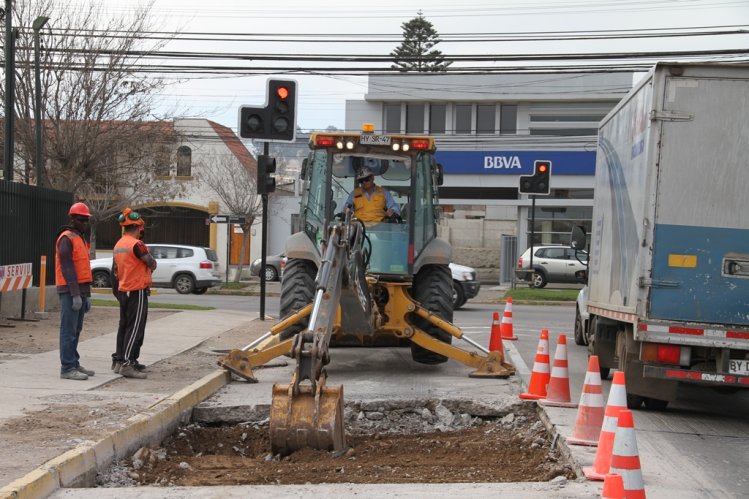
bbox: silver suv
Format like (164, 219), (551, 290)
(516, 245), (587, 288)
(90, 244), (221, 294)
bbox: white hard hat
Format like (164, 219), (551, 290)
(356, 166), (374, 180)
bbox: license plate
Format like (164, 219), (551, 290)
(359, 134), (391, 146)
(728, 359), (749, 375)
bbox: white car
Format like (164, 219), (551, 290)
(90, 244), (221, 294)
(450, 262), (480, 310)
(516, 245), (588, 288)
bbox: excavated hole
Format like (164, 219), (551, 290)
(97, 402), (575, 487)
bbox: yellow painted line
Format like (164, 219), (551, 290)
(668, 254), (697, 268)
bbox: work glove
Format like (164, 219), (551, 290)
(72, 295), (83, 311)
(83, 297), (92, 313)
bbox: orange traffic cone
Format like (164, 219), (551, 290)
(539, 334), (577, 408)
(567, 355), (605, 446)
(609, 409), (646, 499)
(585, 371), (628, 480)
(488, 311), (503, 351)
(601, 473), (626, 499)
(500, 297), (517, 340)
(519, 329), (551, 400)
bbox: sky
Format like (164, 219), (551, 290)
(65, 0), (749, 133)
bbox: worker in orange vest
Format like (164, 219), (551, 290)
(111, 208), (157, 379)
(55, 202), (95, 381)
(344, 167), (401, 223)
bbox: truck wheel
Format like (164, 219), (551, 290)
(627, 393), (645, 409)
(452, 281), (466, 310)
(643, 397), (669, 410)
(574, 306), (587, 346)
(530, 270), (547, 288)
(600, 367), (610, 380)
(411, 264), (453, 365)
(279, 259), (317, 340)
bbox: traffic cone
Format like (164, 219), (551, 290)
(539, 334), (577, 408)
(585, 371), (628, 480)
(567, 355), (605, 446)
(500, 297), (518, 340)
(519, 329), (551, 400)
(488, 311), (503, 351)
(609, 409), (646, 499)
(601, 473), (626, 499)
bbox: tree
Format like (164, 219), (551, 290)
(3, 0), (184, 252)
(390, 12), (452, 72)
(198, 157), (262, 282)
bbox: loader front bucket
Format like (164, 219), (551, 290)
(269, 381), (346, 455)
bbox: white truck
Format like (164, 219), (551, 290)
(573, 62), (749, 409)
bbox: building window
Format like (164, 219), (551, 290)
(154, 162), (170, 177)
(429, 104), (446, 134)
(476, 104), (496, 134)
(176, 146), (192, 177)
(455, 104), (472, 134)
(500, 104), (517, 135)
(384, 103), (401, 133)
(406, 104), (425, 134)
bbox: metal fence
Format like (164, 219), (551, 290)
(0, 181), (73, 285)
(499, 234), (518, 285)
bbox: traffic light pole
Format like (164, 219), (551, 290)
(529, 195), (536, 283)
(259, 141), (269, 320)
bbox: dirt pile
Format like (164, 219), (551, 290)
(98, 403), (574, 487)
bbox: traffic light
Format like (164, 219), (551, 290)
(257, 154), (276, 195)
(238, 79), (297, 142)
(519, 160), (552, 195)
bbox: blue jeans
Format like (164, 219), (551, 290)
(59, 293), (87, 374)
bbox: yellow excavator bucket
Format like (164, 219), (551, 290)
(269, 380), (346, 455)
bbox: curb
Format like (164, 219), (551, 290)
(0, 370), (232, 499)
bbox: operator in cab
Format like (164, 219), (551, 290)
(344, 167), (400, 223)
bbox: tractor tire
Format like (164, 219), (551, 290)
(278, 259), (317, 340)
(411, 264), (454, 365)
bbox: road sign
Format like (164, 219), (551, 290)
(207, 215), (246, 224)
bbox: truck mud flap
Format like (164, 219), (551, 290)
(643, 365), (749, 387)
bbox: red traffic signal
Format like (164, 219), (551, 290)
(276, 86), (290, 100)
(518, 160), (552, 195)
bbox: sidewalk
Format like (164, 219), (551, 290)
(0, 308), (258, 495)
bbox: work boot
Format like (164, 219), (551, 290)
(120, 365), (147, 379)
(61, 370), (88, 381)
(111, 361), (122, 374)
(77, 365), (95, 376)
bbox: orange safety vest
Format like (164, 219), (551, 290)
(113, 234), (152, 292)
(352, 185), (387, 223)
(55, 230), (92, 286)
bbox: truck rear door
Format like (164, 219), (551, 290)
(650, 71), (749, 326)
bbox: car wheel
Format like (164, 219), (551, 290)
(263, 265), (279, 282)
(643, 397), (669, 410)
(530, 270), (547, 288)
(192, 287), (207, 295)
(174, 274), (195, 294)
(452, 281), (466, 310)
(92, 270), (111, 288)
(574, 306), (588, 346)
(411, 264), (453, 365)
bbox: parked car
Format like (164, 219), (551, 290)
(450, 262), (480, 310)
(90, 244), (221, 294)
(250, 253), (286, 282)
(516, 245), (587, 288)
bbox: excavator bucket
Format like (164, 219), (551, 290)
(269, 381), (346, 455)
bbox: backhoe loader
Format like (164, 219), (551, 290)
(219, 124), (515, 455)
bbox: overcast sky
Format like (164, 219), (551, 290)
(72, 0), (749, 132)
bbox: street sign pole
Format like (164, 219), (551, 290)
(259, 141), (269, 320)
(226, 223), (231, 284)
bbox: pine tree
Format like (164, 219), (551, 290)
(390, 12), (452, 72)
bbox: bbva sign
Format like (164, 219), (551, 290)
(484, 156), (522, 169)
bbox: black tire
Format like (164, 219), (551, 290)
(530, 270), (547, 288)
(574, 306), (587, 346)
(452, 281), (466, 310)
(643, 397), (669, 410)
(626, 393), (646, 409)
(192, 287), (208, 295)
(92, 270), (111, 288)
(174, 273), (195, 294)
(279, 259), (317, 340)
(263, 265), (279, 282)
(600, 366), (611, 380)
(411, 264), (453, 365)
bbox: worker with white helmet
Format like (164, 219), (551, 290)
(344, 167), (401, 223)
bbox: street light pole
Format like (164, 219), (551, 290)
(33, 16), (49, 187)
(3, 0), (15, 181)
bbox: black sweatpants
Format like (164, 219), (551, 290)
(114, 289), (149, 366)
